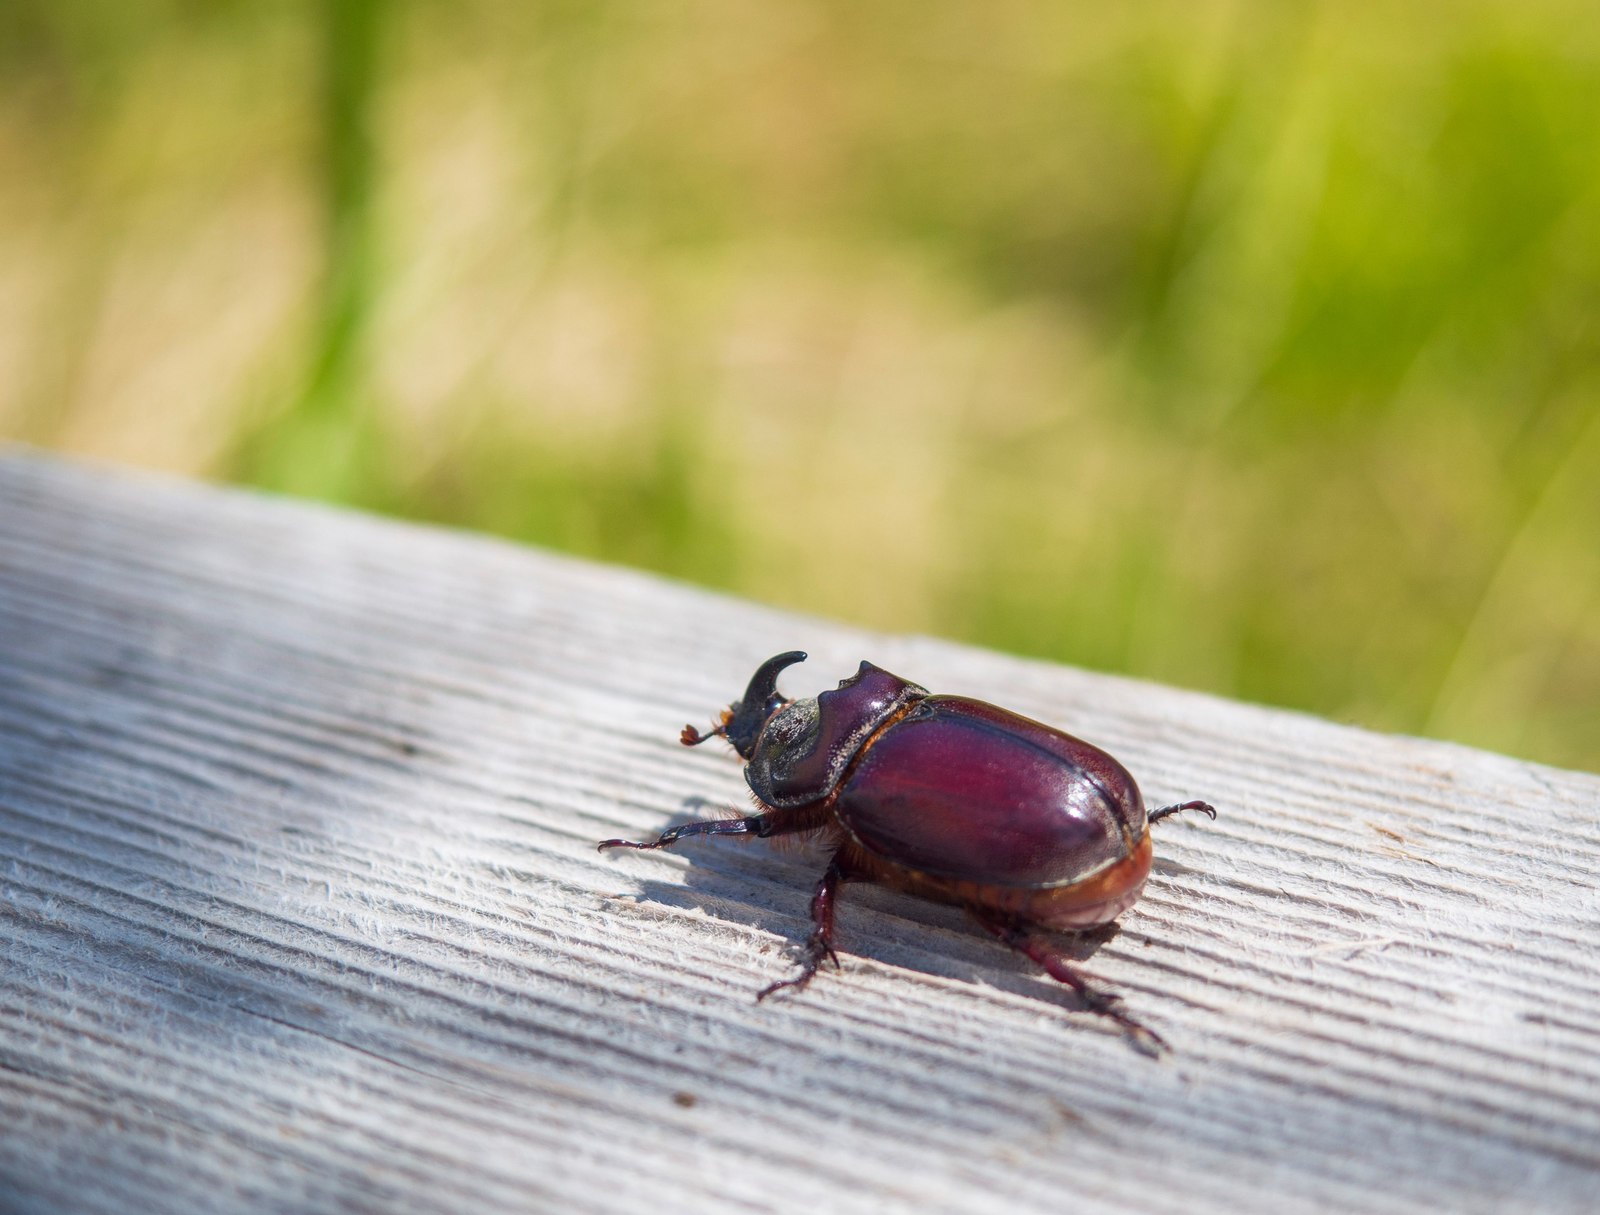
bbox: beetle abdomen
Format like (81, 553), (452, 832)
(832, 696), (1145, 889)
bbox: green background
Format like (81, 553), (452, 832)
(4, 1), (1597, 771)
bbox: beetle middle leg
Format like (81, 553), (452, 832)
(970, 909), (1168, 1054)
(757, 852), (853, 1001)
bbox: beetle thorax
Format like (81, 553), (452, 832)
(743, 662), (927, 809)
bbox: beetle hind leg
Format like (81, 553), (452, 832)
(757, 852), (851, 1001)
(970, 910), (1168, 1055)
(1148, 799), (1216, 826)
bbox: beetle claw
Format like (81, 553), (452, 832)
(598, 813), (767, 855)
(756, 971), (812, 1002)
(759, 925), (838, 1001)
(1123, 1021), (1170, 1057)
(1079, 988), (1169, 1054)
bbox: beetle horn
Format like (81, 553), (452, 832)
(720, 650), (806, 758)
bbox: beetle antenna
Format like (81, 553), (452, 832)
(680, 722), (724, 746)
(722, 650), (807, 759)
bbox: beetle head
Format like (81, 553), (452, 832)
(715, 650), (808, 759)
(744, 659), (929, 808)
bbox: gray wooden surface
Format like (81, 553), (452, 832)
(1, 450), (1597, 1215)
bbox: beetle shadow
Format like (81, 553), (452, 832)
(613, 797), (1135, 1020)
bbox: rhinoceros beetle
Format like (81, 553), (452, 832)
(599, 651), (1213, 1050)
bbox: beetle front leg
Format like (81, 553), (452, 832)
(598, 814), (766, 852)
(757, 853), (851, 1001)
(598, 800), (831, 853)
(970, 910), (1168, 1055)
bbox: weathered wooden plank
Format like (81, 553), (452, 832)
(0, 449), (1597, 1215)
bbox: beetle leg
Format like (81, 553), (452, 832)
(757, 853), (850, 1001)
(598, 801), (831, 852)
(970, 910), (1168, 1054)
(597, 815), (765, 852)
(1148, 799), (1216, 826)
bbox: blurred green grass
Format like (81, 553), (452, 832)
(2, 1), (1597, 771)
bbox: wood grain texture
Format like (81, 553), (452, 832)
(1, 450), (1597, 1215)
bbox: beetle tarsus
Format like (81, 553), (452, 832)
(756, 932), (842, 1001)
(758, 854), (850, 1001)
(597, 815), (763, 852)
(1148, 799), (1217, 826)
(972, 910), (1169, 1055)
(1122, 1021), (1170, 1057)
(1075, 986), (1168, 1054)
(756, 940), (830, 1001)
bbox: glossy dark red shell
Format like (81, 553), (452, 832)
(831, 695), (1147, 889)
